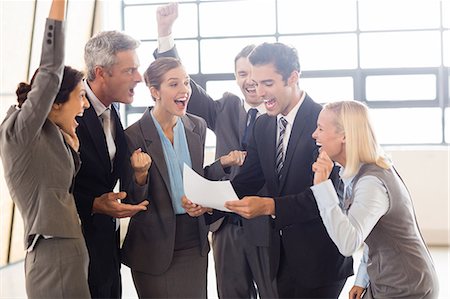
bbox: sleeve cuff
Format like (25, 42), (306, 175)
(158, 34), (175, 53)
(310, 179), (339, 210)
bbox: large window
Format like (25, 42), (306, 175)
(122, 0), (449, 146)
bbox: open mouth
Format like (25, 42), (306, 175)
(245, 86), (256, 95)
(174, 97), (188, 108)
(263, 97), (276, 109)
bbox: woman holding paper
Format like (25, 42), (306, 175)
(120, 57), (243, 298)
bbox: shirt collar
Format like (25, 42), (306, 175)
(83, 79), (111, 117)
(243, 99), (266, 116)
(338, 163), (363, 187)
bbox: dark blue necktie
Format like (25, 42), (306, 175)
(241, 108), (258, 150)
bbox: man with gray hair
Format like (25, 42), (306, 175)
(74, 30), (149, 298)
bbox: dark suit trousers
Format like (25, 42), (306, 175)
(212, 221), (278, 299)
(86, 226), (121, 299)
(277, 244), (346, 299)
(131, 246), (207, 298)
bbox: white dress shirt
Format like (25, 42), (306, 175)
(276, 91), (305, 157)
(310, 167), (389, 287)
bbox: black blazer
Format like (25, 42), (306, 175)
(232, 95), (353, 287)
(74, 98), (127, 285)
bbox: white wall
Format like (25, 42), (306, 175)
(386, 147), (450, 245)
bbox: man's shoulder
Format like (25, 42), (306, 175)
(219, 92), (244, 108)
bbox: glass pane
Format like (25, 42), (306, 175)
(124, 5), (158, 40)
(206, 80), (242, 100)
(444, 0), (450, 29)
(172, 40), (199, 74)
(444, 30), (450, 67)
(278, 0), (356, 34)
(359, 0), (440, 30)
(131, 83), (153, 108)
(445, 108), (450, 143)
(124, 3), (197, 40)
(0, 1), (34, 93)
(370, 108), (442, 144)
(124, 0), (193, 4)
(127, 112), (146, 128)
(137, 40), (199, 78)
(366, 75), (436, 101)
(136, 41), (158, 78)
(360, 31), (441, 68)
(200, 37), (276, 74)
(301, 77), (354, 104)
(199, 1), (275, 37)
(279, 34), (357, 70)
(205, 129), (216, 148)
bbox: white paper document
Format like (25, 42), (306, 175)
(183, 164), (238, 212)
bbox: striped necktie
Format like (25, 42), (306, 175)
(275, 117), (288, 180)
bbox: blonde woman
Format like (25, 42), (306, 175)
(311, 100), (439, 299)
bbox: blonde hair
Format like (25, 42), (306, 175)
(323, 101), (391, 177)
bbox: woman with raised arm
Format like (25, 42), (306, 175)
(311, 100), (439, 299)
(0, 0), (91, 297)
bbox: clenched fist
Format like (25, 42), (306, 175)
(130, 148), (152, 185)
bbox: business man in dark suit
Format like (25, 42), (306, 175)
(187, 42), (353, 298)
(154, 3), (277, 298)
(74, 31), (149, 298)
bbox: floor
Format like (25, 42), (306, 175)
(1, 247), (448, 298)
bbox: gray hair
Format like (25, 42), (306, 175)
(84, 31), (140, 81)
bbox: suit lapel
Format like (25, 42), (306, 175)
(263, 117), (279, 189)
(181, 115), (203, 174)
(80, 102), (111, 172)
(278, 95), (314, 192)
(138, 108), (172, 192)
(111, 105), (126, 176)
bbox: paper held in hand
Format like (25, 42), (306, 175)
(183, 164), (237, 212)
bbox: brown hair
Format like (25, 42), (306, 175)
(144, 57), (183, 100)
(16, 66), (84, 108)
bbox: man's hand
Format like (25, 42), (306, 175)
(181, 195), (212, 217)
(312, 150), (333, 185)
(219, 150), (247, 168)
(156, 2), (178, 37)
(349, 285), (365, 299)
(92, 191), (149, 218)
(224, 196), (274, 219)
(131, 148), (151, 185)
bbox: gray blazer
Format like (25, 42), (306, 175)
(0, 19), (83, 248)
(121, 108), (221, 275)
